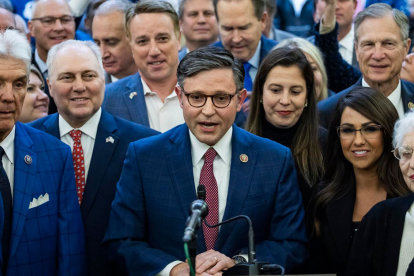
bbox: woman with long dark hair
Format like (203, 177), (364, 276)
(310, 87), (411, 275)
(246, 47), (325, 207)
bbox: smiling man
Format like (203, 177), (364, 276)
(92, 0), (138, 84)
(28, 0), (76, 114)
(29, 40), (158, 276)
(103, 46), (308, 276)
(318, 3), (414, 128)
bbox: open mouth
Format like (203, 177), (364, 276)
(199, 122), (218, 129)
(71, 98), (88, 102)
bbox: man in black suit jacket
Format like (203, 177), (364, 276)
(29, 40), (158, 276)
(318, 3), (414, 129)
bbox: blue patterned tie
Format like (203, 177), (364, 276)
(243, 62), (253, 92)
(0, 146), (12, 274)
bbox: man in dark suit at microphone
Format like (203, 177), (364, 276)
(103, 46), (308, 276)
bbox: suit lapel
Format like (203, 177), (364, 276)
(9, 123), (37, 262)
(325, 184), (355, 261)
(80, 111), (118, 219)
(165, 125), (204, 251)
(122, 74), (150, 126)
(41, 113), (60, 138)
(215, 127), (257, 251)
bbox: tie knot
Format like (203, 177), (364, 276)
(69, 129), (82, 142)
(243, 62), (252, 73)
(204, 148), (217, 164)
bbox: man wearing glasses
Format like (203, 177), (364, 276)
(103, 46), (308, 275)
(28, 0), (76, 114)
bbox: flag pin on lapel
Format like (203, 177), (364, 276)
(240, 154), (248, 163)
(24, 155), (32, 164)
(409, 102), (414, 109)
(106, 136), (114, 143)
(129, 92), (137, 99)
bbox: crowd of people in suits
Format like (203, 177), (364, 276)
(0, 0), (414, 275)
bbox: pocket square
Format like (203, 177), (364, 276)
(29, 193), (49, 209)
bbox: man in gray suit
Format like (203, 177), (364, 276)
(263, 0), (296, 42)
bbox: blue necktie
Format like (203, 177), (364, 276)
(243, 62), (253, 92)
(0, 146), (12, 274)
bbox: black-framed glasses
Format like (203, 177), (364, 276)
(31, 16), (75, 27)
(393, 146), (413, 162)
(336, 124), (383, 140)
(181, 88), (238, 108)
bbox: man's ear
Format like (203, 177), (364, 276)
(28, 21), (35, 38)
(260, 11), (268, 32)
(47, 78), (54, 99)
(175, 85), (184, 108)
(237, 89), (247, 111)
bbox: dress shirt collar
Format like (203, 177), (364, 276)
(141, 77), (178, 99)
(362, 78), (402, 106)
(110, 75), (119, 83)
(189, 126), (233, 167)
(35, 49), (48, 74)
(248, 40), (261, 69)
(0, 126), (15, 164)
(59, 108), (102, 139)
(339, 25), (354, 53)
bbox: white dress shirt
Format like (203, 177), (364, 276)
(110, 75), (119, 83)
(35, 49), (48, 79)
(362, 78), (404, 118)
(339, 25), (354, 66)
(247, 41), (261, 84)
(157, 127), (233, 276)
(0, 126), (15, 198)
(291, 0), (308, 16)
(59, 108), (101, 181)
(396, 201), (414, 276)
(141, 79), (184, 133)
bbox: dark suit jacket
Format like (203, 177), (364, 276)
(318, 77), (414, 128)
(102, 72), (247, 128)
(6, 123), (85, 276)
(29, 111), (159, 276)
(31, 51), (58, 114)
(213, 35), (277, 64)
(346, 193), (414, 276)
(103, 124), (308, 275)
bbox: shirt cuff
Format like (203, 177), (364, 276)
(240, 254), (249, 262)
(156, 261), (184, 276)
(320, 15), (336, 34)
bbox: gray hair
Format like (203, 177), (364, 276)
(0, 29), (31, 75)
(95, 0), (133, 16)
(393, 110), (414, 148)
(0, 0), (13, 12)
(275, 37), (329, 101)
(177, 45), (244, 91)
(47, 40), (104, 79)
(354, 3), (409, 45)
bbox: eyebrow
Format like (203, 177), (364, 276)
(340, 121), (376, 127)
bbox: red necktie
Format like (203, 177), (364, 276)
(200, 148), (219, 250)
(69, 130), (85, 205)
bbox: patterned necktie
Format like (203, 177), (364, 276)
(69, 130), (85, 205)
(200, 148), (219, 250)
(243, 62), (253, 92)
(0, 146), (12, 273)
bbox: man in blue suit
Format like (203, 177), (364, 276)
(29, 40), (158, 276)
(0, 30), (85, 275)
(212, 0), (277, 92)
(318, 4), (414, 129)
(103, 1), (246, 131)
(104, 46), (308, 275)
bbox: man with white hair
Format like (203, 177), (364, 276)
(29, 39), (158, 276)
(0, 29), (85, 276)
(92, 0), (138, 84)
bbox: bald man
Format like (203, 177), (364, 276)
(0, 7), (15, 31)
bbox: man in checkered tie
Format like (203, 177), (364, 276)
(104, 46), (308, 275)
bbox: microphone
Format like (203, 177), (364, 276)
(197, 185), (206, 201)
(182, 198), (209, 243)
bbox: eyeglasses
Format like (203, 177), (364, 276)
(336, 124), (383, 140)
(31, 16), (75, 27)
(181, 88), (238, 108)
(393, 146), (413, 162)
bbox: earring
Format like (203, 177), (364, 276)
(304, 101), (308, 107)
(260, 98), (263, 103)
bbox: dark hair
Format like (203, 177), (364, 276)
(213, 0), (265, 21)
(246, 47), (323, 186)
(312, 87), (411, 234)
(177, 45), (244, 91)
(125, 0), (180, 39)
